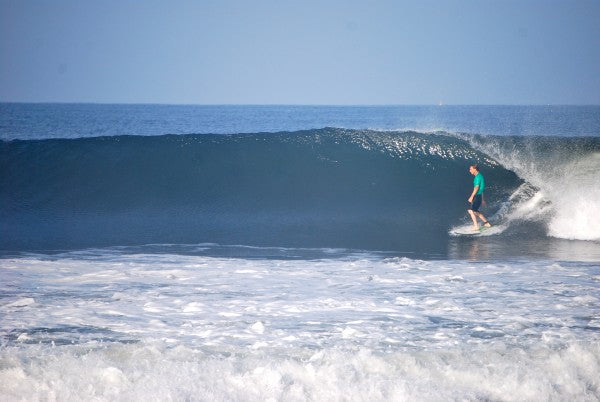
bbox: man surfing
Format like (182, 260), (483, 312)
(468, 164), (492, 231)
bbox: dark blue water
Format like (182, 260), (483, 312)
(1, 104), (599, 259)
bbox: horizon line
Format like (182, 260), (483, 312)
(2, 101), (599, 107)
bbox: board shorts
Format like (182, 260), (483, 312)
(470, 194), (482, 212)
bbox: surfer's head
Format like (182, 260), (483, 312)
(469, 164), (479, 175)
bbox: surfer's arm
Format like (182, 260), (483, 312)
(468, 185), (479, 202)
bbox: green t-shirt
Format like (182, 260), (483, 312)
(473, 172), (485, 195)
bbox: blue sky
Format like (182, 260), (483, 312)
(1, 0), (599, 105)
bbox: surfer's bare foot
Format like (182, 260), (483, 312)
(472, 225), (480, 231)
(483, 221), (492, 228)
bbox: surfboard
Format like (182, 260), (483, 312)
(449, 224), (495, 236)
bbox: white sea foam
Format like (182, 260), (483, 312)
(1, 253), (599, 400)
(546, 153), (600, 240)
(465, 136), (600, 241)
(1, 342), (599, 401)
(4, 298), (36, 308)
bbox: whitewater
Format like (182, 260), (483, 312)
(1, 104), (599, 400)
(2, 251), (599, 400)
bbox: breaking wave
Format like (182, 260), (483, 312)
(1, 128), (598, 253)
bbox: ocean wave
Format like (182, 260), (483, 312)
(1, 129), (598, 253)
(462, 133), (600, 241)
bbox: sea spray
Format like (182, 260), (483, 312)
(462, 134), (600, 241)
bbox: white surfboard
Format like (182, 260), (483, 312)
(449, 224), (503, 237)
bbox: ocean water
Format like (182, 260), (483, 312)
(1, 104), (599, 400)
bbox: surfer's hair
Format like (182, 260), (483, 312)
(470, 164), (479, 171)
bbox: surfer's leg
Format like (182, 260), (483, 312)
(476, 212), (492, 227)
(470, 196), (491, 227)
(468, 195), (482, 230)
(468, 209), (479, 230)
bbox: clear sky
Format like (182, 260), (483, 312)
(1, 0), (599, 105)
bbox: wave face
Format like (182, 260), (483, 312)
(1, 128), (598, 254)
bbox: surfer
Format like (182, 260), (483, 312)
(468, 164), (492, 231)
